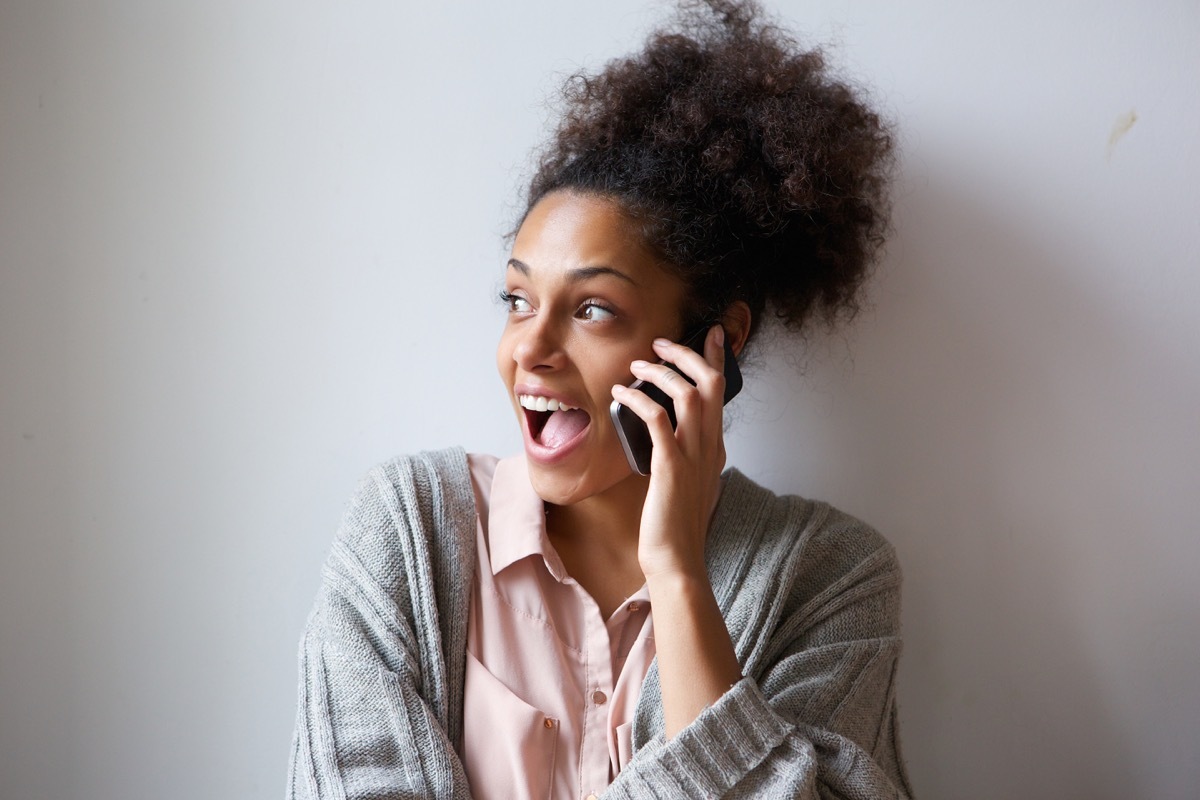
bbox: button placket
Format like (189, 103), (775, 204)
(580, 590), (615, 798)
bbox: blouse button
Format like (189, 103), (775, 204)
(592, 690), (607, 705)
(627, 601), (640, 612)
(543, 717), (555, 729)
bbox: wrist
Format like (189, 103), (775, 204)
(638, 544), (706, 579)
(643, 566), (713, 599)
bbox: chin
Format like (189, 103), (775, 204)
(524, 453), (631, 507)
(525, 462), (596, 507)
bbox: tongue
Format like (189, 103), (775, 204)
(537, 408), (590, 448)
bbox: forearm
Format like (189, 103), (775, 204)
(645, 569), (743, 738)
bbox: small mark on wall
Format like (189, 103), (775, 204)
(1107, 110), (1137, 161)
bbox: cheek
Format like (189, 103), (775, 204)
(583, 352), (642, 423)
(594, 344), (644, 385)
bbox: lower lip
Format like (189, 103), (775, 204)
(522, 414), (592, 465)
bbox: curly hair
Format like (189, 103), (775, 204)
(517, 0), (895, 346)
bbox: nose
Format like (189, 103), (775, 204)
(511, 313), (568, 373)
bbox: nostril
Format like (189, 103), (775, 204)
(512, 330), (566, 370)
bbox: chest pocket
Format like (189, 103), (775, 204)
(462, 649), (559, 800)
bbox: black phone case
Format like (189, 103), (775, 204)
(609, 329), (743, 475)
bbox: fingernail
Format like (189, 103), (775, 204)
(653, 337), (672, 347)
(612, 384), (626, 394)
(631, 360), (649, 369)
(714, 325), (725, 346)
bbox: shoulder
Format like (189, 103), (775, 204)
(334, 446), (478, 563)
(712, 468), (898, 577)
(708, 469), (902, 643)
(343, 446), (473, 519)
(364, 446), (474, 505)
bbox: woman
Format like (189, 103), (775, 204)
(288, 1), (911, 798)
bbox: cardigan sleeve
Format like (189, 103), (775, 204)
(286, 460), (475, 800)
(602, 514), (913, 799)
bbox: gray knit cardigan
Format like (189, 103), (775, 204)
(287, 447), (913, 799)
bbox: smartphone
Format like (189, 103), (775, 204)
(609, 326), (743, 475)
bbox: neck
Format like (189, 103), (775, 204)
(545, 470), (649, 560)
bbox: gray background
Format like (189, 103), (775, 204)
(2, 1), (1197, 798)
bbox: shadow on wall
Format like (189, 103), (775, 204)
(732, 175), (1200, 799)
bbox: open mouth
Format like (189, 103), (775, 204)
(519, 395), (591, 449)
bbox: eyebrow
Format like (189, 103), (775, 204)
(507, 258), (637, 286)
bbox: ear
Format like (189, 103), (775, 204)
(720, 301), (752, 358)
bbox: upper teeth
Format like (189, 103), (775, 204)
(518, 394), (575, 412)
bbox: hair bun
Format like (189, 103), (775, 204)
(521, 0), (895, 343)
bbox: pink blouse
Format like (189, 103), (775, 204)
(461, 453), (656, 800)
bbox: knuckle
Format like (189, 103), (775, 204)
(676, 388), (700, 409)
(645, 406), (669, 425)
(701, 372), (725, 395)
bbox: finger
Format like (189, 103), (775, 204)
(652, 330), (726, 404)
(611, 383), (682, 465)
(706, 324), (726, 375)
(628, 359), (700, 403)
(703, 326), (727, 429)
(628, 359), (703, 451)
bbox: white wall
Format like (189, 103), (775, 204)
(1, 1), (1196, 798)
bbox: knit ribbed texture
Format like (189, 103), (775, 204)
(287, 449), (476, 799)
(287, 447), (913, 799)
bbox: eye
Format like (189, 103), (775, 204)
(498, 290), (533, 314)
(577, 301), (615, 322)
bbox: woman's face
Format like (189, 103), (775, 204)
(496, 190), (689, 506)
